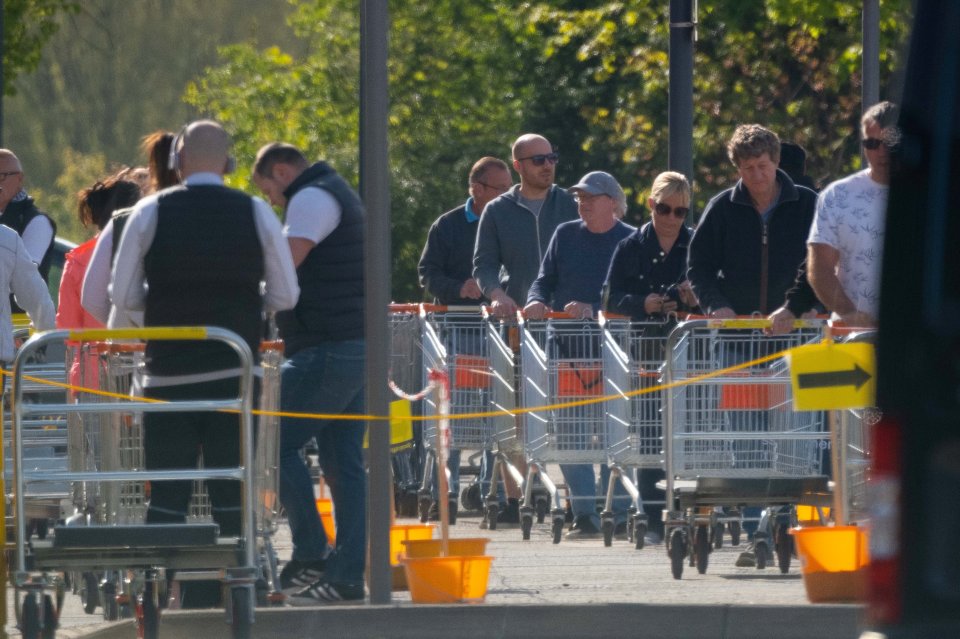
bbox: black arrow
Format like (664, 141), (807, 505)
(797, 364), (872, 391)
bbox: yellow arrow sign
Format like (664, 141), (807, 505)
(788, 341), (876, 410)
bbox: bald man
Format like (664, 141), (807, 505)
(111, 120), (299, 606)
(0, 149), (56, 310)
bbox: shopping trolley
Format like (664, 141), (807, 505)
(11, 327), (261, 639)
(387, 304), (425, 517)
(825, 326), (878, 527)
(662, 318), (829, 578)
(519, 313), (613, 544)
(419, 305), (518, 525)
(3, 327), (70, 544)
(601, 314), (675, 547)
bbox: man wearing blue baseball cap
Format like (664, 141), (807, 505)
(525, 170), (635, 539)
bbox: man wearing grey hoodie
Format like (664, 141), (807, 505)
(473, 133), (578, 319)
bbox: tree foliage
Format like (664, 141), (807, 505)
(6, 0), (914, 301)
(2, 0), (79, 95)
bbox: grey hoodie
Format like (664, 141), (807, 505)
(472, 184), (578, 305)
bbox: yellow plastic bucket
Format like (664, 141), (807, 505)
(402, 555), (494, 604)
(314, 498), (336, 545)
(796, 505), (830, 526)
(790, 525), (869, 602)
(389, 524), (435, 566)
(401, 537), (490, 558)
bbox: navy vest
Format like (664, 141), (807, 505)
(143, 185), (264, 376)
(277, 162), (365, 356)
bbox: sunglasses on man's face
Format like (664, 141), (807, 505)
(654, 202), (689, 219)
(861, 138), (888, 150)
(517, 152), (560, 166)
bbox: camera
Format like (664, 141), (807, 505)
(663, 283), (682, 304)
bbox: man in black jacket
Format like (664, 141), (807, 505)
(0, 150), (57, 310)
(687, 125), (817, 567)
(688, 124), (817, 317)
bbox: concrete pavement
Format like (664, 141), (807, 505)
(5, 509), (864, 638)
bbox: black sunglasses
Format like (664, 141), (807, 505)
(517, 152), (560, 166)
(861, 138), (888, 150)
(654, 202), (689, 219)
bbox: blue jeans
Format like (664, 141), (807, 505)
(279, 340), (366, 587)
(431, 448), (496, 501)
(560, 463), (631, 527)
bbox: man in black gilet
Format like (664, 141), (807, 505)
(112, 121), (299, 605)
(0, 149), (56, 312)
(252, 143), (366, 604)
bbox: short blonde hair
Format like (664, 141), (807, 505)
(650, 171), (691, 203)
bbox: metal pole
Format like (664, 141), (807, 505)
(0, 0), (5, 147)
(360, 0), (392, 605)
(668, 0), (695, 200)
(862, 0), (881, 111)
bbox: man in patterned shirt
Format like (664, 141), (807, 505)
(807, 101), (898, 327)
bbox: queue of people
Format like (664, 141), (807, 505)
(0, 101), (896, 608)
(418, 108), (896, 550)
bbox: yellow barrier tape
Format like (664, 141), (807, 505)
(67, 327), (208, 341)
(0, 349), (786, 422)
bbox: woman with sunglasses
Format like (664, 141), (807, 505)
(602, 171), (696, 545)
(604, 171), (697, 321)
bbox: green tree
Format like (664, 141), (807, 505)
(2, 0), (80, 95)
(186, 0), (523, 302)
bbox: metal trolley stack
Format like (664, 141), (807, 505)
(4, 327), (71, 544)
(387, 304), (425, 517)
(601, 315), (674, 548)
(418, 305), (518, 526)
(826, 325), (878, 527)
(10, 327), (275, 639)
(661, 318), (830, 579)
(519, 314), (610, 544)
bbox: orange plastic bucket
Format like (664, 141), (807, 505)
(401, 537), (490, 558)
(389, 524), (435, 566)
(402, 555), (493, 603)
(790, 525), (869, 602)
(315, 498), (336, 545)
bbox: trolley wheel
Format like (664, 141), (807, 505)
(397, 490), (419, 518)
(42, 593), (58, 639)
(602, 520), (614, 547)
(82, 573), (100, 614)
(535, 497), (548, 524)
(461, 484), (483, 512)
(713, 522), (724, 549)
(551, 517), (564, 544)
(634, 522), (647, 550)
(102, 582), (119, 622)
(520, 513), (533, 541)
(669, 529), (686, 580)
(21, 592), (40, 639)
(230, 587), (254, 639)
(775, 525), (793, 574)
(138, 584), (160, 639)
(417, 496), (431, 523)
(695, 525), (710, 574)
(486, 504), (499, 531)
(755, 540), (769, 570)
(729, 520), (742, 546)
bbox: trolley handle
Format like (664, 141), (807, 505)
(681, 314), (826, 330)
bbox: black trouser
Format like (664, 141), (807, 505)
(143, 377), (246, 537)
